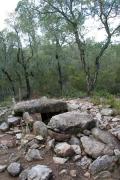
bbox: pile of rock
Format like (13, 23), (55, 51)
(0, 97), (120, 179)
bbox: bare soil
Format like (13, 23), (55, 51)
(0, 134), (89, 180)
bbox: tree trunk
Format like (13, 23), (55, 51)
(56, 54), (63, 96)
(2, 69), (16, 97)
(24, 67), (31, 99)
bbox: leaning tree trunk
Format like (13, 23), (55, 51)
(73, 27), (93, 95)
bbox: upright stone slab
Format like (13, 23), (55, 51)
(14, 97), (67, 115)
(48, 111), (96, 133)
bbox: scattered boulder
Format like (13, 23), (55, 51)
(33, 121), (48, 138)
(14, 97), (67, 115)
(0, 122), (9, 132)
(92, 128), (120, 149)
(48, 111), (96, 133)
(54, 142), (75, 157)
(27, 165), (52, 180)
(89, 155), (116, 175)
(25, 149), (42, 161)
(7, 162), (22, 176)
(81, 136), (113, 158)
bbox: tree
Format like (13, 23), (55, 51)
(34, 0), (120, 94)
(0, 31), (17, 97)
(6, 12), (36, 99)
(40, 12), (68, 95)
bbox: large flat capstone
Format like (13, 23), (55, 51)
(14, 97), (67, 115)
(48, 111), (96, 133)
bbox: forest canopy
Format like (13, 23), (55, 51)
(0, 0), (120, 101)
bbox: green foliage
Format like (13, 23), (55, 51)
(91, 92), (120, 113)
(0, 97), (12, 107)
(0, 0), (119, 100)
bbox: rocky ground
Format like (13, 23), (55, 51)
(0, 97), (120, 180)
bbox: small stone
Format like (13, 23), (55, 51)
(7, 116), (21, 126)
(83, 130), (91, 136)
(0, 165), (7, 172)
(114, 149), (120, 156)
(0, 144), (8, 155)
(0, 122), (9, 132)
(35, 135), (44, 141)
(76, 156), (92, 169)
(47, 139), (55, 150)
(48, 130), (70, 141)
(69, 136), (80, 145)
(94, 171), (112, 180)
(70, 170), (77, 177)
(101, 108), (114, 116)
(9, 153), (20, 163)
(54, 142), (74, 157)
(16, 133), (22, 140)
(24, 134), (35, 141)
(30, 143), (39, 149)
(7, 162), (22, 176)
(84, 171), (90, 178)
(27, 165), (52, 180)
(112, 117), (120, 122)
(0, 135), (16, 148)
(19, 168), (30, 180)
(25, 149), (42, 161)
(23, 112), (34, 123)
(33, 121), (48, 138)
(96, 113), (102, 121)
(59, 169), (67, 175)
(67, 103), (79, 111)
(73, 155), (81, 162)
(53, 157), (68, 164)
(71, 145), (81, 155)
